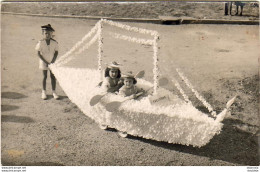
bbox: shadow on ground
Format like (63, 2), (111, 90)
(58, 96), (68, 100)
(1, 92), (27, 99)
(127, 118), (259, 166)
(1, 115), (34, 123)
(44, 95), (68, 100)
(1, 105), (20, 112)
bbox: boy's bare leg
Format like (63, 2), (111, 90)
(50, 71), (59, 99)
(42, 70), (48, 90)
(50, 71), (56, 91)
(42, 70), (48, 100)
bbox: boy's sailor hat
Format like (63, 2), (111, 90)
(107, 61), (121, 69)
(41, 24), (55, 32)
(121, 71), (135, 78)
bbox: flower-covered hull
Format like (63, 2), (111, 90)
(50, 65), (223, 147)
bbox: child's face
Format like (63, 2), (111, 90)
(109, 69), (119, 79)
(44, 30), (52, 39)
(124, 78), (134, 88)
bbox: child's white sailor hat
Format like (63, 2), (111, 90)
(41, 24), (55, 32)
(121, 71), (135, 78)
(107, 61), (121, 69)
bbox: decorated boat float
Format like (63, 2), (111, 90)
(49, 19), (236, 148)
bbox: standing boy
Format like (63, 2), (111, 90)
(35, 24), (59, 100)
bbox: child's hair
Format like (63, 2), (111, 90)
(123, 77), (137, 85)
(104, 67), (121, 78)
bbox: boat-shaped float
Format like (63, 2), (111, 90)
(49, 19), (235, 147)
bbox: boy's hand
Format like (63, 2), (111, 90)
(38, 52), (50, 66)
(132, 94), (137, 99)
(51, 51), (58, 64)
(118, 79), (124, 85)
(117, 82), (124, 89)
(128, 95), (135, 99)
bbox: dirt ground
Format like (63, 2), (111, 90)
(1, 2), (260, 166)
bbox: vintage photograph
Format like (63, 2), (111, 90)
(1, 0), (259, 167)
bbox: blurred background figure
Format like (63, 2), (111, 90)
(224, 2), (231, 15)
(233, 1), (245, 16)
(225, 1), (246, 16)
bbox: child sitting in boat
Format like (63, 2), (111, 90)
(118, 71), (144, 99)
(101, 61), (124, 93)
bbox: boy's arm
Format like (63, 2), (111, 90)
(101, 78), (114, 92)
(132, 87), (144, 99)
(117, 79), (124, 90)
(118, 87), (126, 97)
(135, 86), (144, 94)
(51, 51), (59, 63)
(37, 51), (49, 65)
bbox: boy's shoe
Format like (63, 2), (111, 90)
(53, 91), (59, 100)
(118, 131), (128, 138)
(41, 90), (47, 100)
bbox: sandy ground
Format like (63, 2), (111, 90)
(1, 2), (260, 166)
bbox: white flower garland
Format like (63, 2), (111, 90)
(102, 19), (158, 36)
(58, 33), (99, 66)
(172, 78), (192, 105)
(56, 21), (100, 66)
(102, 19), (159, 95)
(109, 32), (154, 45)
(50, 66), (224, 147)
(48, 19), (229, 147)
(97, 21), (103, 80)
(153, 34), (159, 95)
(76, 33), (99, 55)
(176, 68), (216, 117)
(55, 19), (160, 95)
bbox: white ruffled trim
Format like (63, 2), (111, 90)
(176, 68), (216, 117)
(102, 19), (158, 36)
(49, 20), (228, 147)
(49, 65), (224, 147)
(97, 21), (103, 80)
(56, 21), (100, 65)
(56, 19), (160, 94)
(172, 78), (192, 105)
(109, 32), (154, 45)
(58, 33), (99, 66)
(152, 34), (159, 95)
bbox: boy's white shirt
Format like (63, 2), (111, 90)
(35, 39), (59, 63)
